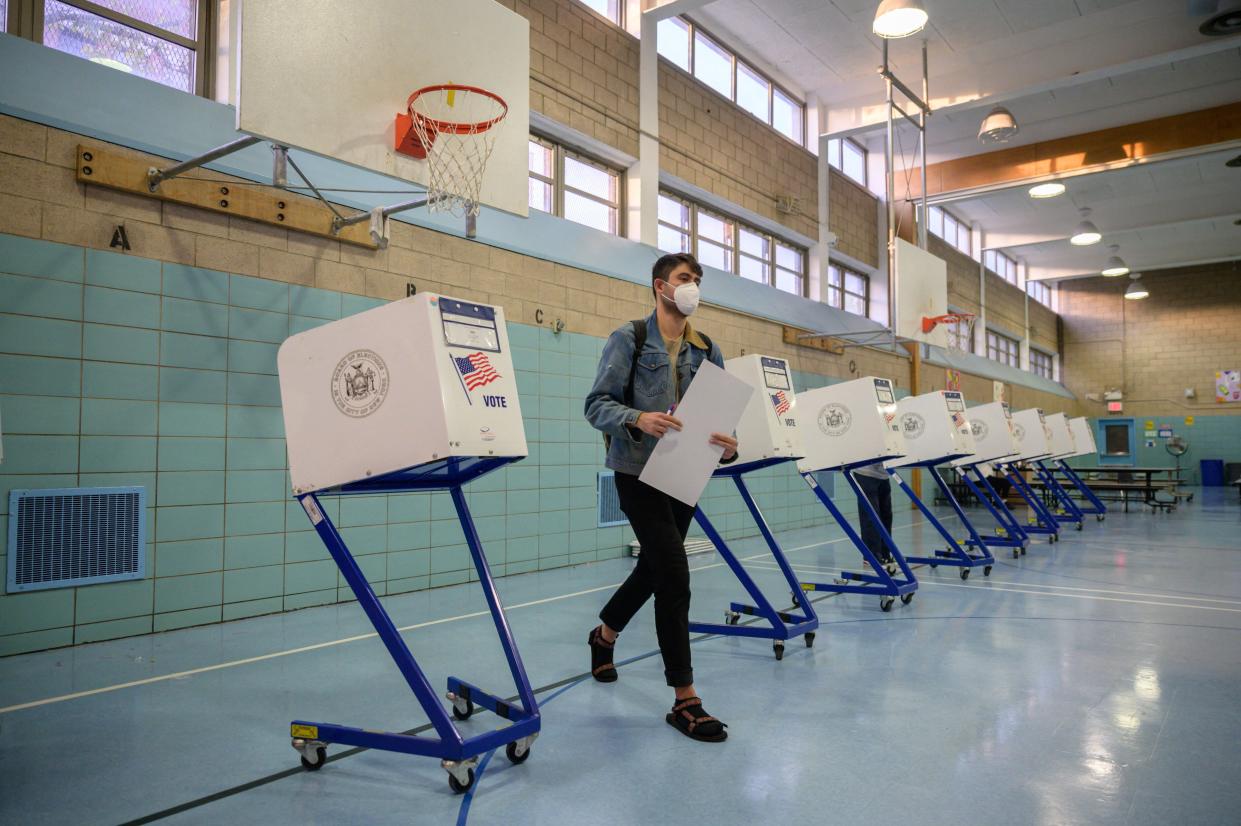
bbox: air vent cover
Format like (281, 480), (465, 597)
(8, 487), (146, 593)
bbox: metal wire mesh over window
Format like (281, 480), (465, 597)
(42, 0), (197, 93)
(410, 88), (507, 217)
(86, 0), (197, 37)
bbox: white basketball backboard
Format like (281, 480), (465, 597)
(236, 0), (530, 217)
(894, 238), (948, 348)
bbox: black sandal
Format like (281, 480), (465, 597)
(666, 696), (727, 742)
(588, 625), (617, 683)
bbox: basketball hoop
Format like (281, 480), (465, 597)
(923, 312), (976, 354)
(394, 84), (508, 217)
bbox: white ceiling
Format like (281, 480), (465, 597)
(945, 147), (1241, 280)
(685, 0), (1241, 280)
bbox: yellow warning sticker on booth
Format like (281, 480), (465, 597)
(291, 724), (319, 739)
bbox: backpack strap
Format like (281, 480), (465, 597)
(623, 318), (647, 407)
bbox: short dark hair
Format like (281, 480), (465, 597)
(651, 253), (703, 298)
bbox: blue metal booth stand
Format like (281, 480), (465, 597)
(289, 456), (540, 794)
(688, 456), (819, 659)
(957, 464), (1032, 558)
(889, 462), (995, 580)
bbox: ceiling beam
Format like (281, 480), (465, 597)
(904, 102), (1241, 198)
(641, 0), (714, 21)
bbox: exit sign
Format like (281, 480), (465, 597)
(1107, 401), (1123, 412)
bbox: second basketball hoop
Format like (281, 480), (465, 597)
(395, 84), (508, 217)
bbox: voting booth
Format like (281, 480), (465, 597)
(1029, 411), (1088, 528)
(887, 390), (975, 468)
(686, 355), (817, 659)
(277, 293), (540, 792)
(945, 402), (1031, 556)
(797, 376), (905, 473)
(725, 354), (805, 464)
(1009, 408), (1055, 462)
(1044, 412), (1077, 458)
(1053, 416), (1108, 519)
(794, 377), (916, 612)
(884, 391), (993, 578)
(952, 402), (1019, 468)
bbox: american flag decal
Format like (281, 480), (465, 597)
(771, 391), (791, 415)
(453, 351), (501, 391)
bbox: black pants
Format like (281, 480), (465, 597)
(987, 474), (1013, 501)
(599, 472), (696, 688)
(854, 473), (893, 563)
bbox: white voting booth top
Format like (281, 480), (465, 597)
(724, 354), (805, 465)
(1068, 417), (1100, 459)
(277, 293), (527, 494)
(1043, 412), (1077, 459)
(952, 401), (1020, 467)
(795, 376), (905, 473)
(1009, 408), (1055, 462)
(884, 390), (976, 469)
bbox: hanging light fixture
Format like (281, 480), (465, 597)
(872, 0), (928, 38)
(1124, 273), (1148, 300)
(1028, 182), (1066, 199)
(978, 106), (1019, 144)
(1070, 207), (1102, 246)
(1101, 244), (1129, 277)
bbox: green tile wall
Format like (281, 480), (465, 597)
(0, 233), (840, 656)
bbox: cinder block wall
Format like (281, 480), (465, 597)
(828, 169), (878, 268)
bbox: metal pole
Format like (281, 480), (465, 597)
(147, 135), (262, 191)
(332, 197), (429, 232)
(919, 39), (929, 250)
(885, 39), (897, 338)
(271, 144), (288, 188)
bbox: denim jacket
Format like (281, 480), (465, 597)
(584, 310), (729, 476)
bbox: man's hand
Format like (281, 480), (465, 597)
(710, 432), (738, 461)
(635, 412), (683, 438)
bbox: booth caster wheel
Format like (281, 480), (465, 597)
(443, 759), (479, 794)
(984, 566), (992, 576)
(804, 632), (815, 648)
(880, 597), (895, 612)
(1075, 522), (1083, 531)
(1050, 534), (1059, 544)
(901, 593), (914, 605)
(505, 738), (534, 765)
(773, 642), (785, 661)
(725, 610), (741, 626)
(1012, 549), (1020, 559)
(1096, 515), (1105, 522)
(959, 568), (970, 581)
(1020, 544), (1028, 556)
(292, 738), (327, 772)
(929, 563), (938, 570)
(447, 692), (474, 721)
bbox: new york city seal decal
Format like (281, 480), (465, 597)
(331, 349), (390, 418)
(817, 403), (852, 437)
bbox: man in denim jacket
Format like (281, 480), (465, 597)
(583, 252), (738, 743)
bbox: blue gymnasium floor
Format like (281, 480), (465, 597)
(1, 488), (1239, 825)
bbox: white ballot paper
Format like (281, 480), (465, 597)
(639, 360), (755, 506)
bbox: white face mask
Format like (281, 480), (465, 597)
(661, 281), (700, 316)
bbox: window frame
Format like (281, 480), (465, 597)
(657, 16), (807, 148)
(827, 138), (868, 187)
(826, 262), (870, 317)
(928, 205), (972, 257)
(986, 329), (1021, 368)
(658, 188), (809, 297)
(1026, 278), (1052, 307)
(16, 0), (212, 95)
(528, 135), (625, 237)
(984, 249), (1019, 285)
(573, 0), (622, 28)
(1029, 348), (1054, 380)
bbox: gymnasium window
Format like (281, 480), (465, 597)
(1, 1), (6, 31)
(575, 0), (621, 27)
(656, 17), (806, 147)
(1026, 278), (1052, 307)
(986, 330), (1020, 368)
(826, 263), (870, 317)
(928, 206), (971, 257)
(944, 317), (974, 353)
(827, 138), (868, 188)
(527, 137), (623, 236)
(658, 191), (808, 296)
(1030, 349), (1054, 380)
(27, 0), (206, 94)
(984, 249), (1019, 285)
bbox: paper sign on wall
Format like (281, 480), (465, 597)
(1185, 416), (1195, 426)
(1216, 369), (1241, 403)
(1144, 430), (1157, 438)
(1145, 420), (1155, 429)
(1157, 428), (1173, 439)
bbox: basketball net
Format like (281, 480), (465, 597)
(404, 85), (508, 218)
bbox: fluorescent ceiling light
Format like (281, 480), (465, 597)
(1070, 207), (1102, 246)
(1028, 182), (1065, 199)
(872, 0), (928, 38)
(1101, 244), (1129, 277)
(1124, 273), (1148, 300)
(978, 106), (1018, 144)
